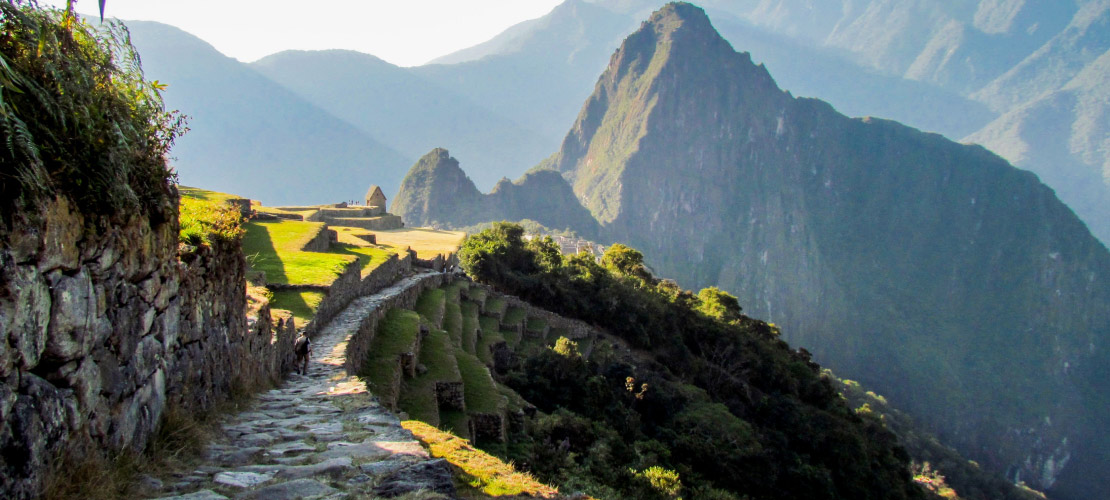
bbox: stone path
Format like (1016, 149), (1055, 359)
(150, 272), (457, 500)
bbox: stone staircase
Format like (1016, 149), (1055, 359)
(149, 273), (457, 500)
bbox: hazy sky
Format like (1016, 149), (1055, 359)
(41, 0), (565, 66)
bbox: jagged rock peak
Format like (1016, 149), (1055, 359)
(391, 148), (483, 227)
(414, 147), (459, 172)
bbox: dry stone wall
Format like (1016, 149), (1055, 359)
(0, 197), (296, 500)
(300, 226), (337, 252)
(301, 252), (413, 339)
(340, 273), (452, 378)
(474, 284), (596, 340)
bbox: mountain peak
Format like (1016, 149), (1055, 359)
(647, 2), (712, 30)
(550, 1), (781, 223)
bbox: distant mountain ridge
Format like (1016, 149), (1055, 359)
(124, 21), (411, 205)
(250, 50), (551, 191)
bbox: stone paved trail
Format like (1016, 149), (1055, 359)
(151, 272), (457, 500)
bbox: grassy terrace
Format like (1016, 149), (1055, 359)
(502, 306), (526, 326)
(243, 218), (400, 286)
(502, 328), (522, 350)
(476, 320), (506, 365)
(243, 220), (352, 286)
(444, 302), (463, 347)
(461, 302), (480, 355)
(526, 317), (548, 334)
(398, 328), (460, 427)
(457, 352), (503, 414)
(402, 421), (560, 498)
(466, 287), (488, 305)
(372, 227), (466, 260)
(360, 309), (421, 407)
(415, 288), (447, 328)
(269, 290), (326, 325)
(179, 186), (242, 204)
(484, 297), (507, 318)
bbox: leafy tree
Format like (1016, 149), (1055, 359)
(601, 243), (653, 284)
(698, 286), (742, 323)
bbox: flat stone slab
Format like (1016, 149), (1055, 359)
(238, 432), (278, 447)
(235, 479), (338, 500)
(276, 456), (353, 479)
(265, 441), (317, 456)
(374, 458), (457, 498)
(318, 441), (393, 461)
(151, 489), (229, 500)
(212, 471), (273, 489)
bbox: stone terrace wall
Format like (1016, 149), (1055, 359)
(301, 252), (413, 339)
(341, 273), (453, 377)
(474, 283), (596, 340)
(410, 250), (459, 272)
(0, 198), (296, 499)
(300, 225), (337, 252)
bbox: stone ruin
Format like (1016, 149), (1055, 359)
(264, 184), (404, 231)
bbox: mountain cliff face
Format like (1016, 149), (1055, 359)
(547, 4), (1110, 498)
(392, 149), (600, 238)
(967, 48), (1110, 245)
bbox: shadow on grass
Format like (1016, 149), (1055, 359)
(328, 243), (375, 268)
(270, 289), (325, 326)
(242, 222), (287, 284)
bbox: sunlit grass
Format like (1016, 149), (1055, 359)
(269, 289), (326, 326)
(402, 420), (560, 498)
(373, 227), (465, 260)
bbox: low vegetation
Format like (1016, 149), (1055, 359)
(0, 1), (185, 232)
(178, 188), (243, 246)
(455, 222), (923, 499)
(402, 420), (560, 498)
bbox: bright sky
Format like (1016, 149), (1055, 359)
(40, 0), (565, 66)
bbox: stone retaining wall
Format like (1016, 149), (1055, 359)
(435, 381), (466, 411)
(474, 284), (595, 340)
(323, 215), (404, 231)
(301, 252), (413, 339)
(341, 273), (453, 378)
(0, 198), (297, 499)
(300, 225), (336, 252)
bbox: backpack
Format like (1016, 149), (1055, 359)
(294, 336), (310, 356)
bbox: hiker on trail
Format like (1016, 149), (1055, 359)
(294, 333), (312, 375)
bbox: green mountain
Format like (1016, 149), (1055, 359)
(542, 4), (1110, 498)
(124, 21), (411, 205)
(392, 149), (600, 239)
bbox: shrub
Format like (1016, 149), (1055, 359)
(178, 195), (242, 245)
(0, 1), (185, 230)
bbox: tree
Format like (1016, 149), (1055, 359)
(601, 243), (653, 285)
(697, 287), (742, 323)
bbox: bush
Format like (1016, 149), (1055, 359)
(0, 1), (185, 230)
(178, 195), (242, 245)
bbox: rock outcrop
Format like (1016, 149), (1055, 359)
(392, 148), (601, 238)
